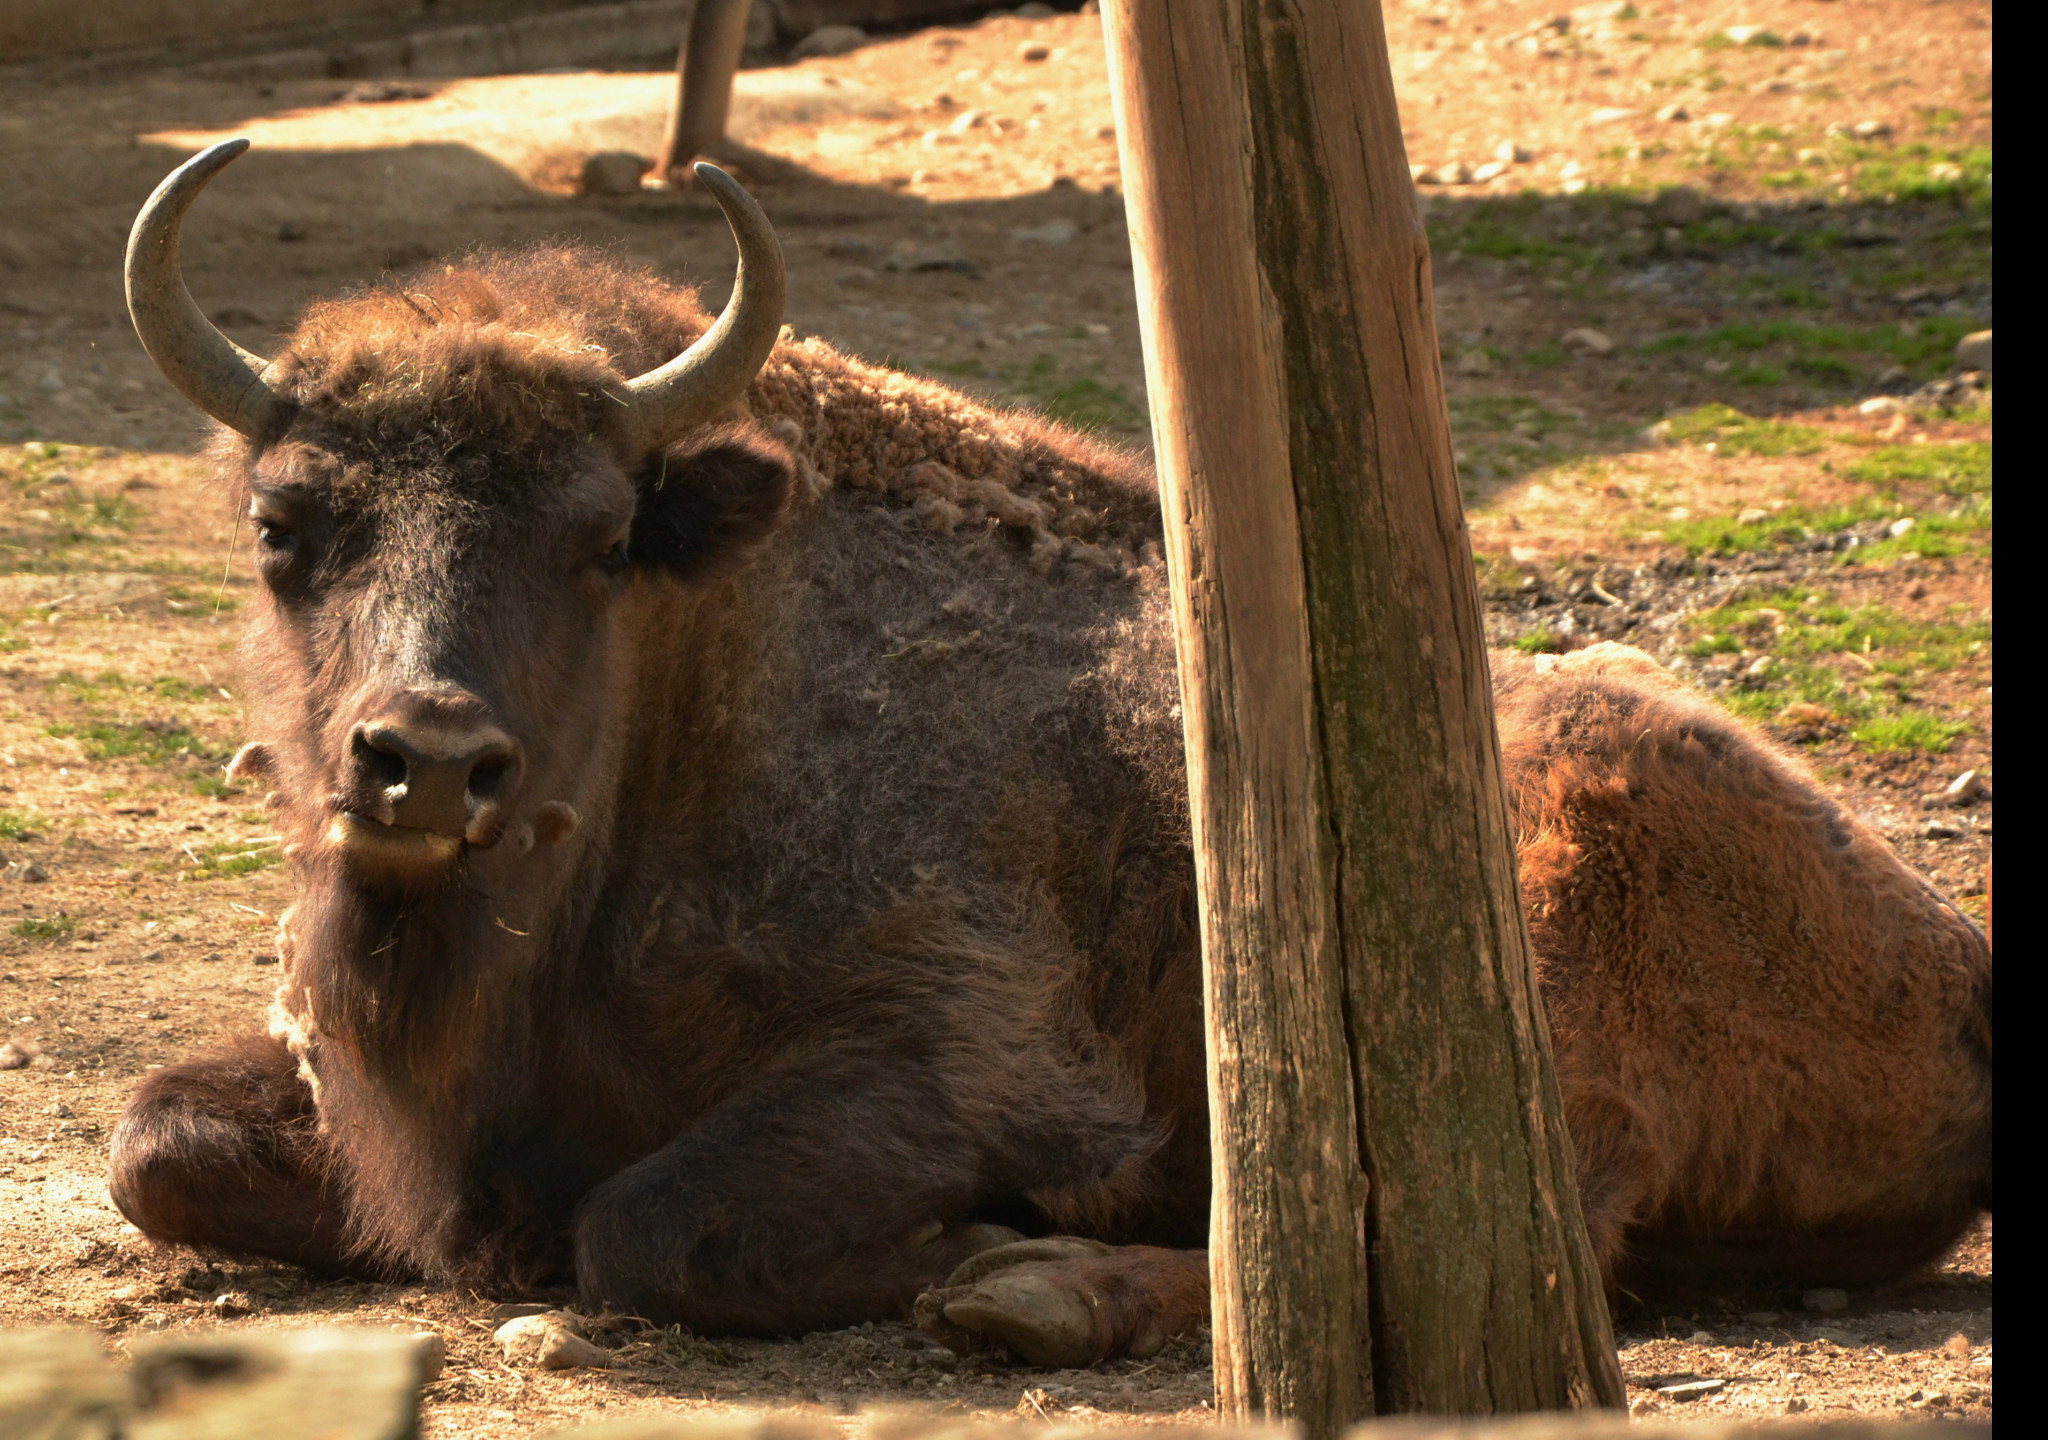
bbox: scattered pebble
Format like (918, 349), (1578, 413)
(794, 24), (868, 58)
(1018, 42), (1052, 62)
(1471, 160), (1508, 183)
(1560, 327), (1614, 356)
(1454, 349), (1497, 375)
(1655, 103), (1690, 123)
(1919, 820), (1963, 841)
(1495, 140), (1534, 163)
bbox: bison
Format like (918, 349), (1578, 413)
(109, 141), (1991, 1366)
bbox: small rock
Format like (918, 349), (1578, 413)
(1441, 159), (1473, 184)
(1888, 516), (1916, 538)
(1648, 186), (1708, 226)
(1935, 769), (1987, 807)
(1852, 120), (1892, 139)
(397, 1328), (446, 1380)
(46, 1100), (74, 1119)
(1589, 106), (1635, 125)
(580, 152), (649, 197)
(794, 24), (868, 58)
(1858, 396), (1904, 416)
(1410, 164), (1439, 185)
(496, 1312), (611, 1370)
(1785, 1397), (1808, 1414)
(1658, 1379), (1727, 1401)
(1010, 219), (1078, 245)
(1802, 1287), (1849, 1314)
(212, 1290), (253, 1316)
(1655, 103), (1691, 123)
(1018, 41), (1052, 62)
(1495, 140), (1534, 163)
(1628, 1397), (1661, 1418)
(20, 863), (50, 883)
(1737, 507), (1769, 525)
(1919, 820), (1962, 841)
(1560, 327), (1614, 356)
(0, 1037), (44, 1070)
(1954, 330), (1991, 373)
(948, 107), (987, 134)
(1454, 349), (1496, 376)
(1471, 160), (1508, 183)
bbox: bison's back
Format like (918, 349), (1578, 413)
(1496, 644), (1992, 1291)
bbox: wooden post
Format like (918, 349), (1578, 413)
(1099, 1), (1627, 1430)
(654, 0), (753, 187)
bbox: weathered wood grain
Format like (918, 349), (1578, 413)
(1097, 0), (1625, 1430)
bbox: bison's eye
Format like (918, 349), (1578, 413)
(592, 537), (631, 577)
(254, 520), (297, 554)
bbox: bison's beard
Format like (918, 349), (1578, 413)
(276, 849), (566, 1286)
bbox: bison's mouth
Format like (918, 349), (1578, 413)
(326, 811), (466, 876)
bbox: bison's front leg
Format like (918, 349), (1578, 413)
(914, 1238), (1211, 1367)
(573, 1064), (1057, 1334)
(108, 1033), (383, 1276)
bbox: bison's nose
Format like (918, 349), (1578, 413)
(348, 711), (523, 845)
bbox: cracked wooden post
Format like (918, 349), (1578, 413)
(1098, 1), (1628, 1432)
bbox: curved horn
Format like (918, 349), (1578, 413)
(126, 139), (292, 440)
(620, 162), (786, 452)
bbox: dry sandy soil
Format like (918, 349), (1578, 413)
(0, 1), (1990, 1435)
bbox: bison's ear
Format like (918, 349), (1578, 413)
(630, 429), (796, 583)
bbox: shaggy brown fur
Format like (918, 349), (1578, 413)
(109, 248), (1990, 1342)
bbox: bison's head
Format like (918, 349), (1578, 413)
(127, 142), (795, 900)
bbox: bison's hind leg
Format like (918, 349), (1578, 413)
(108, 1033), (382, 1276)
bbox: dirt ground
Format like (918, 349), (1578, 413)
(0, 1), (1990, 1434)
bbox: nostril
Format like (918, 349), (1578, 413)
(467, 754), (515, 805)
(352, 727), (409, 791)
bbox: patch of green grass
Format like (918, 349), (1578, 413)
(0, 810), (41, 841)
(1683, 591), (1988, 752)
(1916, 106), (1965, 135)
(1522, 344), (1568, 369)
(183, 836), (282, 880)
(1646, 500), (1889, 554)
(12, 915), (75, 942)
(1856, 499), (1992, 562)
(1840, 442), (1991, 495)
(1850, 713), (1970, 753)
(45, 720), (229, 765)
(1647, 317), (1974, 384)
(1515, 628), (1566, 654)
(1732, 362), (1787, 386)
(1844, 143), (1993, 209)
(1653, 403), (1830, 456)
(151, 676), (216, 702)
(190, 773), (243, 800)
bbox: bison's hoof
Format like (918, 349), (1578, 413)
(914, 1236), (1117, 1368)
